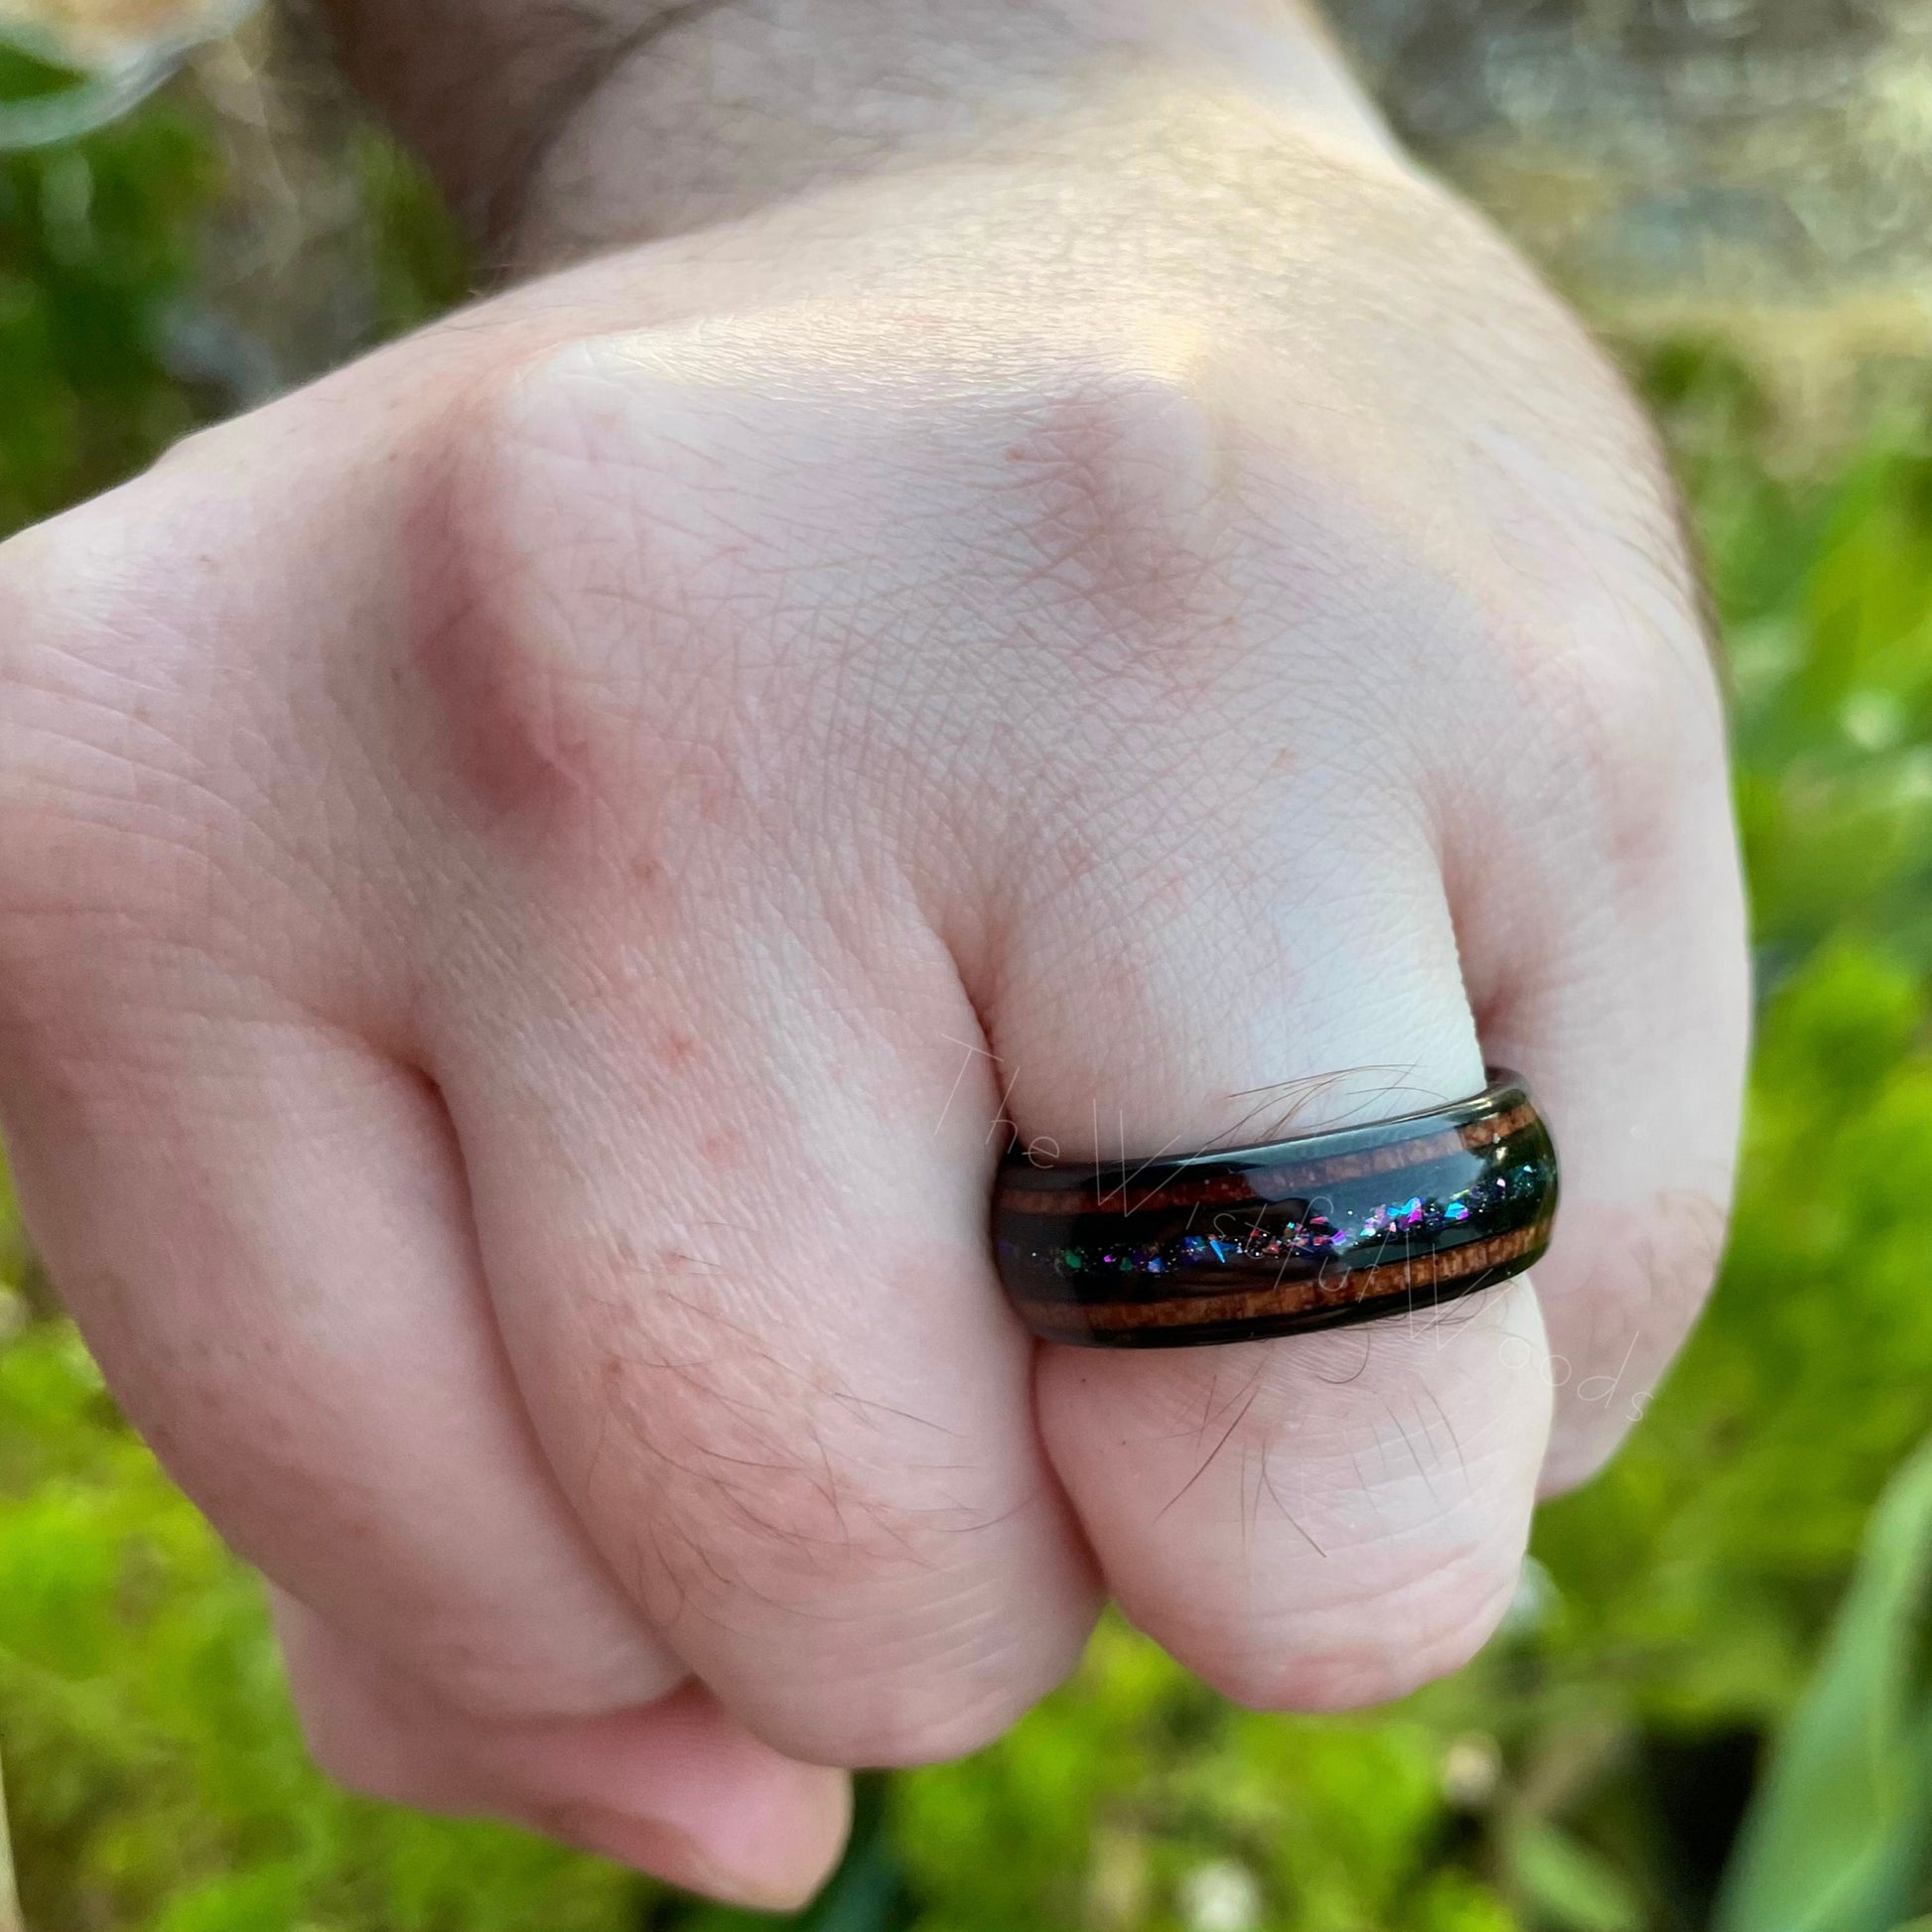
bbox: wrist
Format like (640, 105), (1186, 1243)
(323, 0), (1397, 271)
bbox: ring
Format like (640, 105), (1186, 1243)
(993, 1069), (1558, 1348)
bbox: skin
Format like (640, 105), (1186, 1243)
(0, 0), (1748, 1910)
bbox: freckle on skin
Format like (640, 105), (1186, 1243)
(659, 1033), (701, 1071)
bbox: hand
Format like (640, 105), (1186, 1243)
(0, 2), (1747, 1909)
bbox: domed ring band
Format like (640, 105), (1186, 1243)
(993, 1070), (1558, 1349)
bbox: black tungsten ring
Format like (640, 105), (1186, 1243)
(993, 1069), (1559, 1348)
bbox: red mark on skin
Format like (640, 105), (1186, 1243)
(699, 1129), (743, 1169)
(658, 1033), (701, 1071)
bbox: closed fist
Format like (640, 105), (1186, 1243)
(0, 64), (1744, 1908)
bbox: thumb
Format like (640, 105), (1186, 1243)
(275, 1593), (852, 1909)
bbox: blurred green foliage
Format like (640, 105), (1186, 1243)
(1716, 1434), (1932, 1932)
(5, 67), (1932, 1932)
(0, 85), (217, 533)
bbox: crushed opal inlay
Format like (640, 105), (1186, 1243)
(992, 1070), (1559, 1349)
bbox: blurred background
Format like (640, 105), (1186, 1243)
(4, 2), (1932, 1928)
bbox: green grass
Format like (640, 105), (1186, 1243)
(6, 75), (1932, 1932)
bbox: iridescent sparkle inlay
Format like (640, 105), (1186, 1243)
(993, 1071), (1558, 1348)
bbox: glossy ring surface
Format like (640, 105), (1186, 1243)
(993, 1070), (1558, 1348)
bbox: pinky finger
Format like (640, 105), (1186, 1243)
(274, 1595), (852, 1911)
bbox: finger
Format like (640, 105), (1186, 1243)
(0, 1010), (682, 1722)
(393, 332), (1108, 1769)
(1453, 619), (1748, 1491)
(432, 887), (1099, 1766)
(1006, 811), (1556, 1711)
(276, 1595), (850, 1910)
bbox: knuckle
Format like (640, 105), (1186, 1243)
(411, 346), (628, 822)
(977, 350), (1240, 688)
(1106, 1343), (1538, 1716)
(1621, 1185), (1729, 1342)
(1195, 1552), (1523, 1714)
(410, 320), (1242, 844)
(1552, 632), (1689, 782)
(1492, 454), (1720, 792)
(417, 335), (757, 830)
(1479, 610), (1711, 901)
(564, 1289), (1086, 1751)
(759, 1656), (1042, 1770)
(995, 356), (1220, 574)
(587, 1337), (1004, 1625)
(1540, 1186), (1730, 1495)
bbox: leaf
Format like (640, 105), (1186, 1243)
(1504, 1823), (1642, 1932)
(1716, 1433), (1932, 1932)
(0, 1746), (20, 1932)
